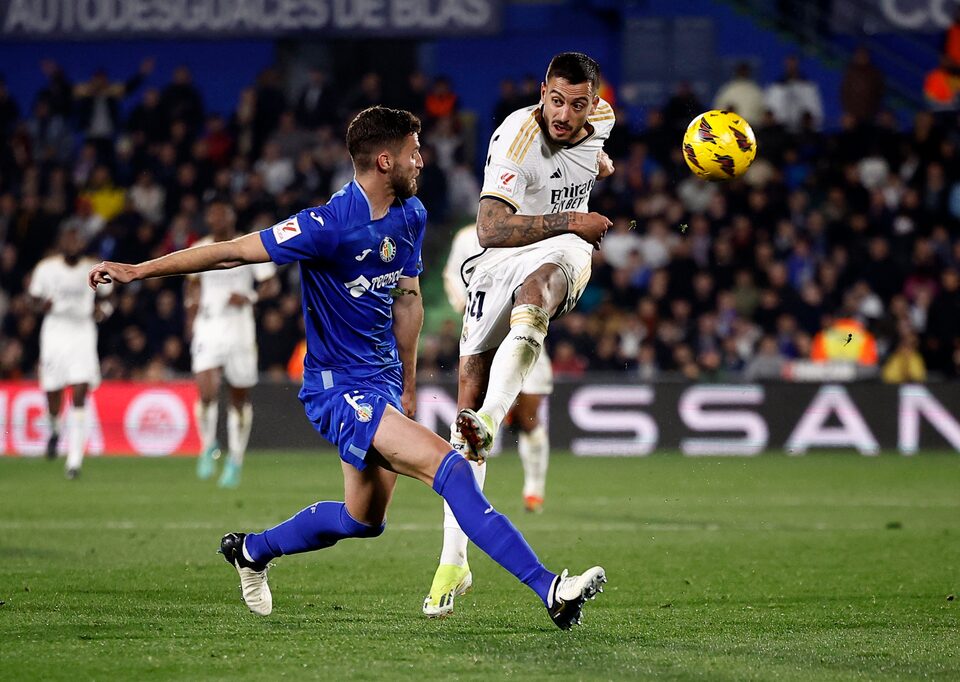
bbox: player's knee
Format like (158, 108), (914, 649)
(340, 505), (386, 538)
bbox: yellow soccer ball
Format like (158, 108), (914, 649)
(681, 110), (757, 180)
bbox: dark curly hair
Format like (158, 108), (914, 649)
(346, 106), (422, 172)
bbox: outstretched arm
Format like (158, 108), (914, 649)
(475, 198), (611, 250)
(89, 232), (270, 289)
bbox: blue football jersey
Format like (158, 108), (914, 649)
(259, 181), (426, 387)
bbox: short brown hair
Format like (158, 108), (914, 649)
(546, 52), (601, 94)
(346, 106), (422, 172)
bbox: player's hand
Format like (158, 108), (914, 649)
(569, 211), (612, 250)
(401, 386), (417, 418)
(227, 292), (251, 307)
(596, 151), (615, 179)
(88, 261), (139, 289)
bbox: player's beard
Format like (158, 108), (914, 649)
(391, 171), (418, 200)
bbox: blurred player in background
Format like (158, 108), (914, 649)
(424, 51), (614, 617)
(187, 198), (278, 488)
(443, 223), (552, 513)
(89, 106), (606, 631)
(29, 226), (112, 479)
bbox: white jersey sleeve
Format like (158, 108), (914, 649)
(29, 260), (52, 300)
(252, 260), (278, 283)
(443, 225), (482, 313)
(480, 107), (538, 212)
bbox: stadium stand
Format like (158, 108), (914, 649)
(1, 49), (959, 386)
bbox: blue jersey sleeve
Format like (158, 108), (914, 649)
(402, 206), (427, 277)
(260, 205), (341, 265)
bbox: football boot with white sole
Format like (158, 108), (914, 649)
(455, 409), (494, 463)
(547, 566), (606, 630)
(422, 563), (473, 617)
(219, 532), (272, 616)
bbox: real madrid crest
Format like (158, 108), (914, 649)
(379, 236), (397, 263)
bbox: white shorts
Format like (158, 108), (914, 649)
(191, 318), (259, 388)
(39, 318), (101, 392)
(459, 242), (591, 356)
(522, 350), (553, 395)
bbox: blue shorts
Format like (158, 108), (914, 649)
(299, 366), (403, 471)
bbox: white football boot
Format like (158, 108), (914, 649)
(219, 532), (273, 616)
(547, 566), (607, 630)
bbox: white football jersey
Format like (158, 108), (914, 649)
(29, 255), (108, 320)
(191, 237), (277, 319)
(476, 99), (614, 271)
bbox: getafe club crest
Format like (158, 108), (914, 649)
(379, 237), (397, 263)
(355, 403), (374, 422)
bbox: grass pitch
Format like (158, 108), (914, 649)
(1, 451), (958, 681)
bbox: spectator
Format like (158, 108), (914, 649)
(37, 59), (73, 119)
(841, 46), (885, 125)
(128, 87), (167, 146)
(424, 76), (458, 122)
(882, 332), (926, 383)
(662, 81), (704, 136)
(74, 58), (154, 162)
(765, 55), (823, 132)
(713, 62), (766, 126)
(25, 95), (73, 164)
(160, 65), (204, 135)
(0, 77), (21, 137)
(493, 78), (519, 126)
(295, 67), (336, 130)
(744, 335), (786, 381)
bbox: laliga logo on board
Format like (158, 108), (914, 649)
(379, 237), (397, 263)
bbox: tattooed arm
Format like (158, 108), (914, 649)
(476, 198), (612, 249)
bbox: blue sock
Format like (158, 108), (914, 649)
(243, 501), (384, 565)
(432, 451), (556, 605)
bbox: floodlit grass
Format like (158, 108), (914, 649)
(1, 451), (958, 681)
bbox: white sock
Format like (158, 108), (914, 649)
(479, 304), (549, 428)
(439, 428), (487, 567)
(195, 400), (218, 452)
(46, 408), (61, 438)
(518, 424), (549, 498)
(66, 406), (86, 471)
(227, 403), (253, 465)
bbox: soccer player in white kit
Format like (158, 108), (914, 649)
(187, 199), (278, 488)
(443, 224), (553, 513)
(29, 227), (112, 479)
(423, 52), (614, 617)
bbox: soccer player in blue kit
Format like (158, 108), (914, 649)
(88, 106), (606, 630)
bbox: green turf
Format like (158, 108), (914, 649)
(1, 451), (958, 681)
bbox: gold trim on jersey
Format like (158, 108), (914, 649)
(571, 266), (591, 294)
(513, 127), (541, 164)
(509, 119), (540, 164)
(506, 113), (538, 162)
(589, 102), (614, 123)
(480, 192), (520, 211)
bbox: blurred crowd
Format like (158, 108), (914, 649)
(1, 50), (959, 386)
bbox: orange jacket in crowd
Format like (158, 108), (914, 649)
(811, 318), (878, 366)
(287, 339), (307, 382)
(945, 21), (960, 66)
